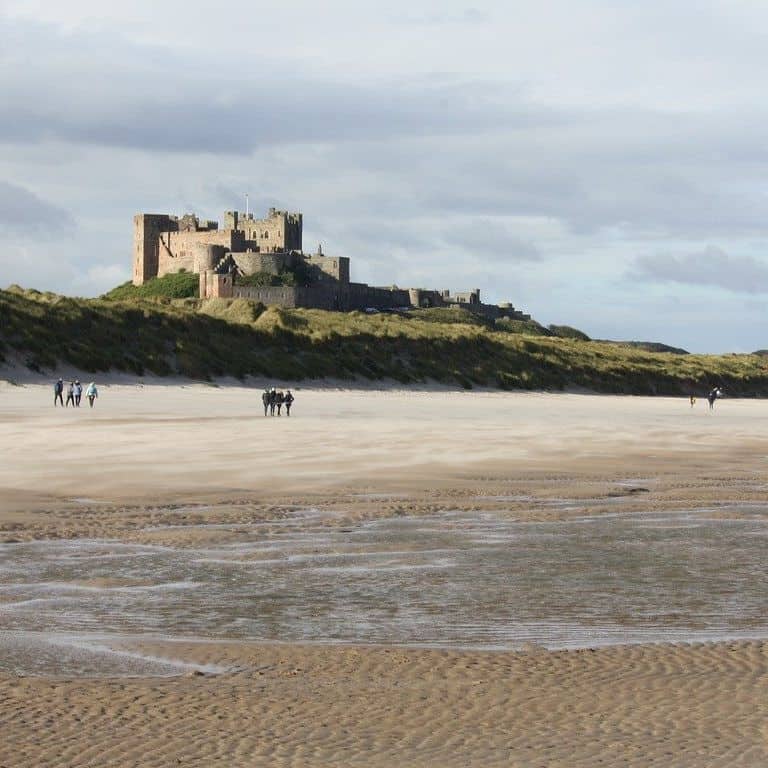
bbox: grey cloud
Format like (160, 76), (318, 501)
(0, 181), (75, 236)
(0, 19), (541, 154)
(8, 18), (768, 245)
(628, 246), (768, 294)
(443, 219), (541, 261)
(325, 119), (768, 240)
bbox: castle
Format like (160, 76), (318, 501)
(133, 207), (528, 318)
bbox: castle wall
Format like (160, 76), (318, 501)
(346, 283), (410, 310)
(157, 230), (244, 277)
(306, 255), (350, 285)
(451, 289), (481, 305)
(408, 289), (447, 308)
(230, 285), (301, 307)
(223, 208), (303, 252)
(199, 271), (235, 299)
(231, 251), (297, 276)
(200, 269), (519, 318)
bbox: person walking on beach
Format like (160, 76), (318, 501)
(262, 389), (270, 417)
(74, 380), (82, 407)
(65, 380), (75, 408)
(54, 378), (64, 407)
(707, 387), (721, 410)
(284, 389), (294, 416)
(276, 390), (285, 416)
(269, 388), (277, 416)
(690, 394), (696, 407)
(85, 382), (98, 408)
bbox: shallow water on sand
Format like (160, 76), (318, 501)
(2, 505), (768, 675)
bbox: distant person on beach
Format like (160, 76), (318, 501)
(65, 380), (75, 408)
(707, 387), (722, 410)
(284, 389), (294, 416)
(690, 394), (696, 407)
(276, 390), (285, 416)
(74, 380), (82, 407)
(262, 389), (270, 417)
(85, 382), (98, 408)
(269, 388), (277, 416)
(54, 378), (64, 407)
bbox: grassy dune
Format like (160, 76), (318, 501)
(1, 285), (767, 394)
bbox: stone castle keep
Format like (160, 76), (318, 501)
(133, 207), (528, 318)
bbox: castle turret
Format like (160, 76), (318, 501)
(133, 214), (173, 285)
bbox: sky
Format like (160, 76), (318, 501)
(1, 0), (767, 353)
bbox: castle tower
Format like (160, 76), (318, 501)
(133, 214), (171, 285)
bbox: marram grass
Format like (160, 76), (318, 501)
(1, 286), (767, 394)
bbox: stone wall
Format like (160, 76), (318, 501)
(223, 209), (302, 252)
(230, 251), (300, 277)
(200, 271), (410, 311)
(133, 214), (173, 285)
(306, 255), (350, 285)
(199, 271), (235, 299)
(230, 285), (301, 307)
(346, 283), (410, 310)
(157, 230), (243, 277)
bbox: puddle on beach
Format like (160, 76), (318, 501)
(2, 504), (768, 676)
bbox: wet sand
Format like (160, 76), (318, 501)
(1, 381), (768, 766)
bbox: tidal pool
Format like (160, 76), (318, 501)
(2, 505), (768, 675)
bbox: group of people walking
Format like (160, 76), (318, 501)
(54, 378), (98, 408)
(262, 387), (294, 417)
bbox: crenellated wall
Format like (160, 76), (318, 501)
(223, 208), (302, 252)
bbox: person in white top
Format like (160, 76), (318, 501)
(85, 382), (98, 408)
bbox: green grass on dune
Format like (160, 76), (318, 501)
(102, 272), (200, 300)
(1, 285), (767, 394)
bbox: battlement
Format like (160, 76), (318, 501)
(220, 208), (303, 252)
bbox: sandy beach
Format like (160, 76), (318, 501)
(1, 380), (768, 766)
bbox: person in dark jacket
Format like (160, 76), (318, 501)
(65, 380), (75, 408)
(54, 378), (64, 407)
(284, 390), (294, 416)
(262, 389), (270, 417)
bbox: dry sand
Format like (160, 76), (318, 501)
(1, 380), (768, 766)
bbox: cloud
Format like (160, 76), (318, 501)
(0, 181), (75, 236)
(628, 246), (768, 294)
(443, 219), (542, 261)
(70, 263), (130, 296)
(0, 19), (543, 154)
(390, 7), (490, 25)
